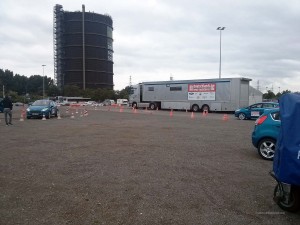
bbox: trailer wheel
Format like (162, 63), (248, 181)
(274, 184), (300, 212)
(201, 105), (210, 112)
(192, 104), (199, 112)
(132, 102), (137, 109)
(149, 103), (156, 110)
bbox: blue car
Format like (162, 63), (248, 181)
(251, 108), (280, 160)
(235, 102), (279, 120)
(26, 99), (58, 119)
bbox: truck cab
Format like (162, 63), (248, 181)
(129, 85), (140, 108)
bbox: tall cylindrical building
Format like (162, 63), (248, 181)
(53, 4), (114, 91)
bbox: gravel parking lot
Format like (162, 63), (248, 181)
(1, 106), (299, 225)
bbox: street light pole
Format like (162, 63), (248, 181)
(42, 65), (46, 99)
(217, 27), (225, 79)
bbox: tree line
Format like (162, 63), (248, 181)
(1, 68), (299, 103)
(0, 68), (130, 103)
(262, 89), (295, 100)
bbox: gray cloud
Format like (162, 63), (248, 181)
(0, 0), (299, 92)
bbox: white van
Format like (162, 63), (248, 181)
(117, 99), (128, 106)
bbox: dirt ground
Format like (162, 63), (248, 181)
(0, 106), (299, 225)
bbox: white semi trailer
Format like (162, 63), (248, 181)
(129, 77), (252, 112)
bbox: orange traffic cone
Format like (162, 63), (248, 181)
(223, 114), (229, 121)
(170, 109), (173, 117)
(57, 112), (62, 119)
(191, 111), (195, 119)
(42, 114), (46, 120)
(20, 113), (24, 121)
(20, 108), (26, 121)
(71, 112), (75, 119)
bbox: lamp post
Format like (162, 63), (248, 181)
(217, 27), (225, 79)
(42, 65), (46, 98)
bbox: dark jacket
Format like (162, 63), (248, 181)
(2, 96), (13, 110)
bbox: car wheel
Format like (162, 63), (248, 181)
(274, 184), (300, 212)
(257, 138), (276, 160)
(238, 113), (246, 120)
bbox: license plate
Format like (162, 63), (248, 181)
(32, 113), (39, 115)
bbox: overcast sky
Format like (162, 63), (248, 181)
(0, 0), (299, 92)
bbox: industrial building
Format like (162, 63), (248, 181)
(53, 4), (114, 91)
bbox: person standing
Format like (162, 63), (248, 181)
(2, 96), (13, 126)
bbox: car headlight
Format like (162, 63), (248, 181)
(26, 108), (30, 112)
(41, 108), (49, 112)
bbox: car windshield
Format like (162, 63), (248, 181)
(32, 100), (49, 106)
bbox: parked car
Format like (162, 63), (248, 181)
(26, 99), (58, 119)
(235, 102), (279, 120)
(251, 108), (280, 160)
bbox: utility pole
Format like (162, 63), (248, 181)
(42, 65), (46, 98)
(82, 4), (86, 90)
(217, 27), (225, 79)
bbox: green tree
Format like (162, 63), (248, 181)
(263, 90), (276, 100)
(82, 88), (96, 100)
(0, 69), (14, 93)
(27, 75), (43, 95)
(119, 86), (131, 99)
(281, 90), (291, 95)
(11, 74), (28, 95)
(64, 85), (83, 96)
(47, 84), (60, 97)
